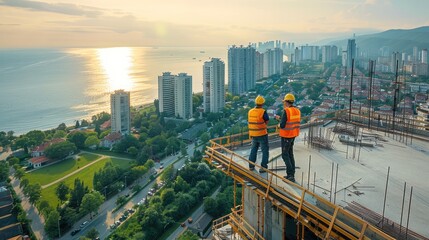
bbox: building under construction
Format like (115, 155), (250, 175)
(204, 110), (429, 240)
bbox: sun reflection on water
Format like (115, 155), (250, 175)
(96, 47), (133, 91)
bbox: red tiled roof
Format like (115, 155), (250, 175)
(100, 120), (111, 130)
(103, 132), (122, 141)
(30, 156), (49, 164)
(32, 138), (65, 152)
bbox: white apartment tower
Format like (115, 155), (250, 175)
(322, 45), (338, 63)
(422, 49), (428, 64)
(203, 58), (225, 113)
(158, 72), (176, 117)
(228, 45), (256, 95)
(342, 51), (347, 67)
(174, 73), (193, 119)
(263, 48), (283, 78)
(110, 89), (131, 135)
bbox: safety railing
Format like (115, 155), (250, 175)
(205, 137), (396, 240)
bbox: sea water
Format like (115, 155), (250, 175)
(0, 47), (226, 134)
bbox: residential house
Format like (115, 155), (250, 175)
(100, 132), (122, 149)
(100, 120), (111, 131)
(31, 138), (64, 157)
(29, 156), (49, 169)
(0, 186), (24, 240)
(415, 93), (428, 103)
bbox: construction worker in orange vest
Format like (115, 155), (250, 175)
(276, 93), (301, 182)
(248, 95), (269, 173)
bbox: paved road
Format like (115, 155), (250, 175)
(166, 187), (220, 240)
(65, 144), (197, 240)
(11, 175), (48, 240)
(0, 148), (11, 161)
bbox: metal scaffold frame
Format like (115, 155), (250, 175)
(204, 114), (398, 240)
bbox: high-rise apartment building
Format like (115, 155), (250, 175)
(228, 45), (256, 95)
(263, 48), (283, 77)
(342, 51), (347, 67)
(413, 46), (419, 62)
(391, 52), (402, 73)
(158, 72), (176, 117)
(422, 49), (428, 64)
(321, 45), (338, 63)
(203, 58), (225, 113)
(110, 89), (131, 135)
(294, 47), (301, 65)
(300, 45), (319, 61)
(174, 73), (193, 119)
(347, 39), (356, 70)
(255, 51), (264, 81)
(158, 72), (193, 119)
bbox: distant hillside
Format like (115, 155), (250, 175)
(330, 26), (429, 56)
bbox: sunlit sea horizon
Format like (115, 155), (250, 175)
(0, 47), (227, 135)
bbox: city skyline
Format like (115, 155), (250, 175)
(1, 0), (429, 48)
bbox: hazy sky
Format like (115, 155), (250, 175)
(1, 0), (428, 48)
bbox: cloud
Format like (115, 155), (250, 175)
(0, 0), (103, 17)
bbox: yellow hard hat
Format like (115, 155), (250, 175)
(255, 95), (265, 105)
(283, 93), (295, 102)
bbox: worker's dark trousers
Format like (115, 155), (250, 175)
(281, 137), (295, 178)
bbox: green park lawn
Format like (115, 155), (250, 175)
(24, 153), (101, 186)
(41, 157), (131, 207)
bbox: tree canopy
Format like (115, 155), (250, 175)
(45, 141), (77, 160)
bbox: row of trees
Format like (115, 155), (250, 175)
(41, 178), (105, 238)
(110, 161), (224, 239)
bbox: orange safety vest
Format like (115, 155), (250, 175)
(279, 107), (301, 138)
(248, 108), (268, 137)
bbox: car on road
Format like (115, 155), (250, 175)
(187, 217), (193, 223)
(71, 229), (81, 236)
(148, 191), (153, 196)
(137, 199), (145, 206)
(80, 221), (89, 228)
(160, 165), (164, 169)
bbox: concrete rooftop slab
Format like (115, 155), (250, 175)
(227, 122), (429, 238)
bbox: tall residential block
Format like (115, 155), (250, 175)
(294, 47), (301, 65)
(158, 72), (176, 117)
(413, 46), (419, 62)
(228, 45), (256, 95)
(203, 58), (225, 113)
(322, 45), (338, 63)
(263, 48), (283, 78)
(342, 51), (347, 67)
(174, 73), (193, 119)
(255, 51), (264, 81)
(422, 49), (428, 64)
(110, 89), (131, 135)
(391, 52), (401, 73)
(347, 39), (356, 70)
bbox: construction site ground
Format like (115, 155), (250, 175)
(228, 122), (429, 238)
